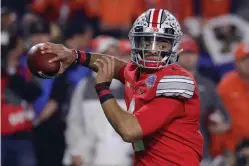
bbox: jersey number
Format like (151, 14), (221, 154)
(128, 98), (145, 152)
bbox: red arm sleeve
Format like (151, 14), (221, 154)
(134, 97), (184, 136)
(117, 65), (126, 84)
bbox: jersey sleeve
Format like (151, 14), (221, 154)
(134, 97), (183, 136)
(117, 65), (126, 84)
(156, 75), (195, 99)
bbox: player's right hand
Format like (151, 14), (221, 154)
(41, 42), (76, 74)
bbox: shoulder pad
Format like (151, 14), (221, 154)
(156, 75), (195, 99)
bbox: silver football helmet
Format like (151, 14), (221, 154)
(129, 9), (183, 69)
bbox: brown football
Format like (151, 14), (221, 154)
(27, 43), (60, 79)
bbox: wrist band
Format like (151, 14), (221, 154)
(95, 82), (114, 104)
(74, 50), (91, 66)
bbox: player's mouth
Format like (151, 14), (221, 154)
(144, 53), (160, 61)
(145, 56), (158, 61)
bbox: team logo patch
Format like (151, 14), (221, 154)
(145, 75), (157, 88)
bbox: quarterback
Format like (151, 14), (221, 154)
(41, 9), (203, 166)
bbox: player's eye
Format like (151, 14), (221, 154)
(159, 45), (167, 49)
(158, 44), (171, 51)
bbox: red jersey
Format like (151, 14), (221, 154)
(118, 62), (203, 166)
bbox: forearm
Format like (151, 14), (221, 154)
(75, 51), (127, 80)
(101, 98), (142, 142)
(95, 82), (142, 142)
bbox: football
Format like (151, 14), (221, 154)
(27, 43), (60, 79)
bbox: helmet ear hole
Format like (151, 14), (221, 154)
(164, 28), (175, 35)
(134, 26), (143, 32)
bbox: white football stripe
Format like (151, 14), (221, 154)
(149, 9), (155, 28)
(159, 78), (194, 84)
(162, 75), (192, 80)
(156, 89), (194, 96)
(156, 92), (192, 99)
(181, 93), (192, 99)
(157, 82), (195, 91)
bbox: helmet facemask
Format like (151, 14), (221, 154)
(130, 29), (181, 69)
(128, 9), (183, 69)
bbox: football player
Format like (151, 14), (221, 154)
(41, 9), (203, 166)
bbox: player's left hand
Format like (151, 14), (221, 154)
(94, 56), (115, 84)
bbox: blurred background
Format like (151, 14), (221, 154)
(1, 0), (249, 166)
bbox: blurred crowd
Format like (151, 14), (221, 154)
(1, 0), (249, 166)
